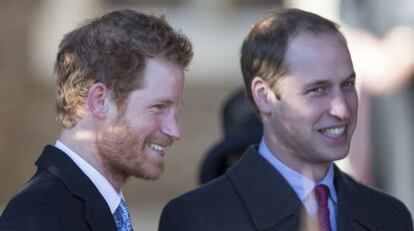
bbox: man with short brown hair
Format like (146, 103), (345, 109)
(159, 8), (413, 231)
(0, 9), (193, 231)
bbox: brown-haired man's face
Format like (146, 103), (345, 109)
(96, 58), (185, 180)
(264, 32), (358, 171)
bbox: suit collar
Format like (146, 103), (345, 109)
(55, 140), (122, 213)
(226, 146), (377, 231)
(226, 146), (302, 230)
(36, 145), (117, 231)
(334, 165), (376, 231)
(258, 140), (338, 204)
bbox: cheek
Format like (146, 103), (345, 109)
(350, 94), (359, 114)
(280, 99), (322, 125)
(128, 116), (161, 136)
(341, 91), (359, 119)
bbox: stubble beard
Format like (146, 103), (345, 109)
(96, 115), (165, 182)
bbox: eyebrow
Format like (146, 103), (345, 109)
(346, 72), (356, 80)
(303, 80), (330, 89)
(303, 72), (356, 88)
(150, 98), (184, 106)
(151, 99), (173, 105)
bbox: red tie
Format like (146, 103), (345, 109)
(315, 184), (332, 231)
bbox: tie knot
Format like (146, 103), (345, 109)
(315, 184), (330, 207)
(116, 199), (129, 215)
(114, 199), (133, 231)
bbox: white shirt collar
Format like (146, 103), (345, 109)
(258, 138), (338, 205)
(55, 140), (122, 213)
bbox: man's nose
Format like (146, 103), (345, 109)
(162, 113), (182, 140)
(329, 91), (351, 120)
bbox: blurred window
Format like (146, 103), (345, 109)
(104, 0), (188, 6)
(229, 0), (283, 7)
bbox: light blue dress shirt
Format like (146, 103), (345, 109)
(258, 138), (338, 231)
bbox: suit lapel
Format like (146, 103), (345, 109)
(226, 146), (302, 230)
(334, 165), (376, 231)
(36, 145), (118, 231)
(226, 147), (379, 231)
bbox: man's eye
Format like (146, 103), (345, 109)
(152, 104), (165, 111)
(307, 86), (327, 94)
(342, 80), (355, 87)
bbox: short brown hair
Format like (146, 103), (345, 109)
(240, 8), (344, 113)
(55, 9), (193, 128)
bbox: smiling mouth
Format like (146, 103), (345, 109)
(148, 143), (169, 152)
(319, 126), (346, 138)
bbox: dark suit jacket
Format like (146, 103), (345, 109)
(0, 145), (118, 231)
(159, 146), (413, 231)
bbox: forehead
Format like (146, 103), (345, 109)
(134, 58), (185, 101)
(142, 58), (184, 84)
(283, 31), (353, 84)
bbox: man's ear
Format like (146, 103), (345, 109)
(251, 77), (273, 114)
(86, 83), (111, 119)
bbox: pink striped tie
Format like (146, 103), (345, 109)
(315, 184), (331, 231)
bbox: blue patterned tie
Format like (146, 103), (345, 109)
(113, 199), (133, 231)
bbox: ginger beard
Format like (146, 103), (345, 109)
(95, 58), (184, 182)
(96, 111), (166, 181)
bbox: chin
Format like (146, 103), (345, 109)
(333, 153), (348, 162)
(130, 162), (165, 180)
(135, 171), (163, 180)
(330, 147), (350, 161)
(316, 146), (349, 163)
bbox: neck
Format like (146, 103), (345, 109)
(59, 127), (125, 192)
(298, 164), (331, 183)
(263, 134), (331, 182)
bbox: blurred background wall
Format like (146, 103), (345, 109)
(0, 0), (413, 230)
